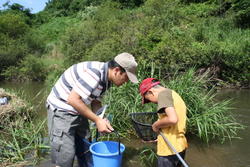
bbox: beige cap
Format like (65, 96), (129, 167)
(114, 52), (139, 83)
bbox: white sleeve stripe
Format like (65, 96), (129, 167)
(54, 84), (69, 100)
(74, 64), (98, 92)
(86, 62), (101, 78)
(85, 69), (99, 81)
(70, 66), (78, 84)
(70, 67), (90, 98)
(59, 79), (70, 94)
(75, 82), (90, 96)
(70, 67), (87, 95)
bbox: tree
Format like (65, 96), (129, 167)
(0, 12), (29, 38)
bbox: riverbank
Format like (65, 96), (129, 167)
(0, 88), (32, 128)
(0, 88), (48, 167)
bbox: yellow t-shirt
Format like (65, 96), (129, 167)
(157, 89), (188, 156)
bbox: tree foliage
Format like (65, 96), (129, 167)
(44, 0), (145, 16)
(61, 0), (249, 86)
(0, 12), (29, 38)
(0, 0), (249, 85)
(0, 4), (46, 77)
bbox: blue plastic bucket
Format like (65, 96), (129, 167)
(90, 141), (125, 167)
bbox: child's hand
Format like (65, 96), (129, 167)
(152, 122), (159, 132)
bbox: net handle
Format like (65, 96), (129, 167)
(159, 130), (189, 167)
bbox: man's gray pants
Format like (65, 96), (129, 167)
(47, 104), (93, 167)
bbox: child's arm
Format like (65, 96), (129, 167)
(152, 107), (178, 132)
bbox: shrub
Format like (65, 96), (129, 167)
(0, 12), (29, 39)
(24, 30), (46, 54)
(0, 11), (30, 75)
(0, 36), (28, 74)
(2, 55), (48, 82)
(61, 0), (249, 86)
(189, 17), (250, 85)
(232, 0), (250, 28)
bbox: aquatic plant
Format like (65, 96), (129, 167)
(166, 68), (244, 143)
(0, 118), (48, 166)
(103, 65), (244, 166)
(0, 88), (32, 127)
(103, 65), (244, 143)
(0, 89), (48, 166)
(139, 147), (157, 167)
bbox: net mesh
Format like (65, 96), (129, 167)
(130, 112), (158, 141)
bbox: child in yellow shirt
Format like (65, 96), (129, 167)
(139, 78), (188, 167)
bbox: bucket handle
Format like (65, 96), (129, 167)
(113, 131), (121, 155)
(95, 130), (121, 155)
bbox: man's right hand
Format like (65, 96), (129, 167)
(95, 118), (114, 133)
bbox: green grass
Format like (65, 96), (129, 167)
(139, 147), (157, 167)
(102, 66), (244, 166)
(33, 16), (81, 44)
(166, 68), (244, 143)
(103, 66), (244, 143)
(0, 119), (48, 166)
(0, 90), (48, 166)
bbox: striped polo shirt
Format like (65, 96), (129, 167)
(46, 61), (111, 115)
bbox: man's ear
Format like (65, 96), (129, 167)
(114, 67), (122, 75)
(114, 67), (120, 72)
(110, 67), (118, 76)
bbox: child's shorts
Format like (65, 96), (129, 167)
(158, 150), (186, 167)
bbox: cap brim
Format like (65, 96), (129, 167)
(126, 71), (139, 83)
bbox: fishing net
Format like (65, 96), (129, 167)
(130, 112), (158, 141)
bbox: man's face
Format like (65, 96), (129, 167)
(113, 69), (129, 86)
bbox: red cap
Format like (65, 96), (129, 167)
(139, 78), (161, 104)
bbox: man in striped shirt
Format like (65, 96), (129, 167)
(46, 52), (138, 167)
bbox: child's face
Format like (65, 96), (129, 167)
(144, 89), (158, 103)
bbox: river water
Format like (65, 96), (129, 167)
(0, 82), (249, 167)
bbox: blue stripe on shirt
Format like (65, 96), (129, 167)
(73, 64), (94, 93)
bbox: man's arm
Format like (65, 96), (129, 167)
(67, 90), (113, 133)
(152, 107), (178, 132)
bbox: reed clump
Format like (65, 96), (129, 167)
(103, 66), (244, 167)
(166, 68), (244, 143)
(104, 66), (244, 143)
(0, 89), (48, 166)
(0, 88), (33, 128)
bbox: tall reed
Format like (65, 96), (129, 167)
(103, 65), (244, 143)
(0, 119), (48, 166)
(0, 120), (49, 166)
(0, 89), (49, 166)
(103, 65), (244, 166)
